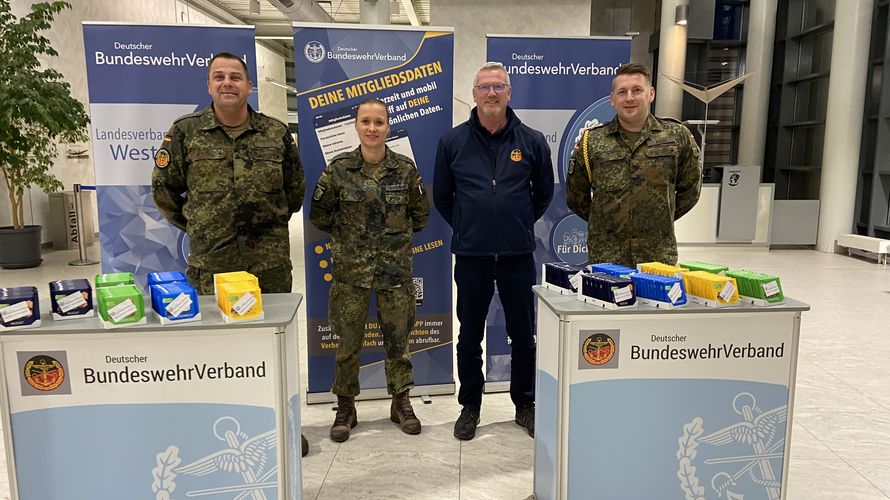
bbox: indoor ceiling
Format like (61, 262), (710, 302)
(201, 0), (431, 30)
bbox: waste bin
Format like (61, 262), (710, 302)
(48, 191), (95, 250)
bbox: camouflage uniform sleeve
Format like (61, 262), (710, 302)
(565, 130), (592, 220)
(674, 126), (702, 220)
(151, 124), (188, 231)
(409, 167), (430, 232)
(309, 166), (337, 233)
(282, 130), (306, 214)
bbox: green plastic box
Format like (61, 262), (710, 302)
(725, 269), (784, 303)
(678, 261), (729, 274)
(95, 272), (135, 288)
(97, 284), (145, 325)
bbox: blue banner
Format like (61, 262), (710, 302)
(484, 36), (631, 384)
(294, 25), (455, 397)
(83, 24), (257, 287)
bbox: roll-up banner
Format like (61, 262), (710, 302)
(83, 23), (258, 287)
(484, 36), (631, 388)
(294, 24), (455, 402)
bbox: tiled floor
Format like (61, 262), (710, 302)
(1, 231), (889, 499)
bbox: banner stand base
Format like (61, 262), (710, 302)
(306, 383), (455, 404)
(483, 381), (510, 394)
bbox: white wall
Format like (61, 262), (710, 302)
(431, 0), (592, 126)
(256, 43), (289, 124)
(3, 0), (288, 242)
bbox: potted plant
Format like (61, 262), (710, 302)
(0, 1), (89, 269)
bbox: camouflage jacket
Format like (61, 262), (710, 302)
(309, 147), (429, 288)
(151, 105), (305, 271)
(566, 114), (701, 267)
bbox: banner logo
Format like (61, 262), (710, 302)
(551, 214), (589, 265)
(304, 41), (326, 64)
(19, 352), (72, 394)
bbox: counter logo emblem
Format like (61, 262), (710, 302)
(582, 333), (615, 365)
(23, 355), (65, 392)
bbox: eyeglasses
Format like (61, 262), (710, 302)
(474, 83), (509, 94)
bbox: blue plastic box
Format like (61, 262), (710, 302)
(150, 282), (200, 325)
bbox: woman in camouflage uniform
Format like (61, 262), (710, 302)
(309, 98), (430, 442)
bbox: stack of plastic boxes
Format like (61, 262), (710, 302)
(95, 272), (145, 328)
(725, 269), (785, 305)
(578, 272), (637, 309)
(214, 272), (264, 323)
(630, 273), (688, 309)
(147, 271), (200, 324)
(678, 261), (728, 274)
(0, 286), (41, 330)
(542, 262), (585, 295)
(48, 279), (94, 320)
(589, 263), (637, 278)
(683, 271), (740, 307)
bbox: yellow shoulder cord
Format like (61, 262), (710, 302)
(582, 129), (593, 184)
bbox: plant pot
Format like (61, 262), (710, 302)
(0, 225), (43, 269)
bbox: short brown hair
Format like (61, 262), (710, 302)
(208, 52), (249, 77)
(614, 63), (651, 85)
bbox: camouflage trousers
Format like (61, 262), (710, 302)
(186, 264), (293, 295)
(330, 281), (415, 397)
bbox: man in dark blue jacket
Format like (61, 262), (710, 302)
(434, 61), (554, 441)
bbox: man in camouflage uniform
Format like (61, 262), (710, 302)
(310, 98), (429, 442)
(566, 63), (701, 267)
(151, 53), (308, 456)
(152, 52), (305, 294)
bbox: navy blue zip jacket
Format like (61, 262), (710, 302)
(433, 106), (554, 257)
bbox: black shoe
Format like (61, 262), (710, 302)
(301, 434), (309, 457)
(453, 407), (480, 440)
(515, 404), (534, 437)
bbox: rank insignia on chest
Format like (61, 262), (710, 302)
(154, 148), (170, 168)
(510, 149), (522, 162)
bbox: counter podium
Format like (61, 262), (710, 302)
(0, 293), (303, 500)
(533, 285), (809, 500)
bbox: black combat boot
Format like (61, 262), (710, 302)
(390, 390), (421, 434)
(330, 395), (357, 442)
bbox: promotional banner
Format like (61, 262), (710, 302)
(83, 24), (257, 287)
(294, 24), (454, 398)
(484, 36), (631, 385)
(3, 330), (299, 499)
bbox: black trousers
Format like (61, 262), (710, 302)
(455, 254), (536, 411)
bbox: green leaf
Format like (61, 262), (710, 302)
(0, 1), (89, 229)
